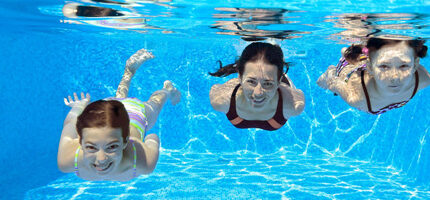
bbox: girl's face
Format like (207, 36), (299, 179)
(240, 60), (280, 109)
(370, 41), (417, 94)
(81, 127), (127, 176)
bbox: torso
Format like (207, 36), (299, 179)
(226, 84), (287, 131)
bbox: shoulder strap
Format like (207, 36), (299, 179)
(361, 71), (374, 113)
(226, 84), (241, 119)
(273, 88), (286, 122)
(410, 71), (419, 99)
(74, 146), (81, 176)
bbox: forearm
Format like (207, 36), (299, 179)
(63, 105), (85, 127)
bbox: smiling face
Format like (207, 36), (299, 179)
(240, 60), (280, 109)
(369, 41), (417, 94)
(81, 126), (127, 176)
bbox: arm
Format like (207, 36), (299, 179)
(209, 78), (240, 113)
(134, 134), (160, 174)
(417, 64), (430, 90)
(57, 93), (90, 172)
(317, 65), (363, 105)
(279, 75), (305, 118)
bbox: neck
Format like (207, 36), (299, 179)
(236, 88), (279, 114)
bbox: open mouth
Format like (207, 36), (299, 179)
(93, 162), (113, 172)
(251, 97), (265, 104)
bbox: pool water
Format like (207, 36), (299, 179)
(1, 0), (430, 199)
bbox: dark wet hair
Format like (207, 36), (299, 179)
(209, 42), (290, 81)
(76, 6), (124, 17)
(344, 38), (428, 63)
(76, 100), (129, 144)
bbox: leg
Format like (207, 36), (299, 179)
(143, 80), (181, 131)
(116, 48), (154, 98)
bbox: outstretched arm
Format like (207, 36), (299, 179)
(317, 65), (362, 106)
(57, 92), (90, 172)
(116, 48), (154, 98)
(209, 78), (240, 113)
(279, 75), (305, 118)
(134, 133), (160, 174)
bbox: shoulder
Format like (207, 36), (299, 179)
(209, 78), (240, 113)
(57, 137), (80, 173)
(279, 83), (305, 118)
(417, 64), (430, 90)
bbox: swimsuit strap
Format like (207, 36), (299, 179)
(74, 146), (81, 176)
(361, 70), (375, 114)
(226, 84), (241, 120)
(362, 70), (419, 114)
(131, 139), (137, 178)
(411, 71), (419, 98)
(272, 88), (285, 123)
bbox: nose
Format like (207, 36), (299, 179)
(253, 83), (264, 97)
(96, 150), (108, 163)
(390, 68), (401, 84)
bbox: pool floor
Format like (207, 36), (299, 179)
(26, 150), (430, 199)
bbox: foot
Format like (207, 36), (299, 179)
(126, 48), (154, 74)
(163, 80), (181, 105)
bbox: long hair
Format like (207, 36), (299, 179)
(209, 42), (290, 80)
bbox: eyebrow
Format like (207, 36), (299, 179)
(107, 140), (120, 145)
(84, 140), (120, 146)
(247, 77), (275, 81)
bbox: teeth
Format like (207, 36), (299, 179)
(94, 162), (111, 171)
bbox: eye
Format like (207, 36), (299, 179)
(263, 82), (274, 88)
(400, 64), (410, 69)
(246, 79), (257, 85)
(85, 146), (97, 152)
(107, 144), (119, 151)
(378, 65), (389, 70)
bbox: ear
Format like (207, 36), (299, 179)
(123, 136), (130, 149)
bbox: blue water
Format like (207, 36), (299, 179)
(1, 0), (430, 199)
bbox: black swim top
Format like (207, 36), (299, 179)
(361, 70), (419, 115)
(226, 84), (287, 131)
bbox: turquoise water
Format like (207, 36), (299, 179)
(1, 0), (430, 199)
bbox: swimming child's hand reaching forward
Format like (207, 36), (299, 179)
(64, 92), (91, 108)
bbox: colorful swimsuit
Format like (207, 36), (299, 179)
(105, 97), (148, 140)
(226, 84), (287, 131)
(361, 70), (419, 115)
(74, 139), (137, 178)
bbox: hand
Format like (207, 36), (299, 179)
(64, 92), (91, 108)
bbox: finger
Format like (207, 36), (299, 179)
(64, 98), (69, 105)
(68, 95), (73, 103)
(73, 92), (79, 101)
(81, 92), (85, 100)
(86, 93), (91, 100)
